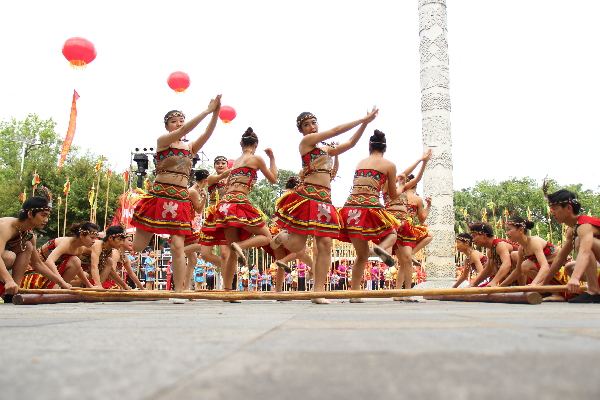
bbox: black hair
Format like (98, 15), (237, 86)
(296, 112), (316, 132)
(369, 129), (387, 153)
(456, 233), (473, 245)
(18, 196), (50, 221)
(547, 189), (581, 214)
(507, 216), (535, 232)
(241, 127), (259, 147)
(163, 110), (185, 127)
(285, 176), (300, 189)
(68, 221), (100, 237)
(195, 169), (210, 182)
(213, 156), (227, 166)
(104, 225), (126, 241)
(468, 222), (494, 237)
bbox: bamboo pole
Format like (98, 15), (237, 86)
(424, 292), (543, 305)
(56, 196), (61, 237)
(12, 293), (158, 305)
(17, 285), (572, 302)
(103, 173), (111, 230)
(63, 191), (69, 236)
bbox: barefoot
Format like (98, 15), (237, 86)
(275, 260), (292, 273)
(372, 244), (395, 267)
(542, 294), (566, 302)
(270, 230), (288, 249)
(230, 242), (247, 265)
(311, 297), (330, 304)
(349, 298), (364, 303)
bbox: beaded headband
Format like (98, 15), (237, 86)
(22, 206), (52, 214)
(164, 111), (185, 124)
(506, 221), (527, 229)
(79, 229), (98, 236)
(108, 232), (128, 239)
(296, 113), (317, 129)
(214, 156), (227, 164)
(548, 198), (580, 208)
(456, 236), (473, 244)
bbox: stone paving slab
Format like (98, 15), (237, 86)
(1, 300), (599, 400)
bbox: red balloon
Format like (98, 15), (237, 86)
(167, 71), (190, 93)
(62, 37), (96, 68)
(219, 106), (236, 124)
(227, 159), (235, 168)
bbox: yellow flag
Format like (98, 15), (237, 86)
(88, 185), (95, 207)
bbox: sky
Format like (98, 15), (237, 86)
(1, 0), (599, 205)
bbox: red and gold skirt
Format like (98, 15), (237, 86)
(387, 210), (428, 249)
(20, 256), (72, 289)
(275, 183), (341, 238)
(131, 182), (193, 236)
(338, 193), (398, 243)
(203, 192), (265, 242)
(199, 205), (228, 246)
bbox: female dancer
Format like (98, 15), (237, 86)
(269, 176), (315, 292)
(274, 108), (378, 303)
(21, 222), (100, 290)
(206, 128), (278, 291)
(452, 233), (487, 288)
(183, 169), (210, 289)
(469, 222), (519, 287)
(501, 216), (561, 287)
(197, 156), (232, 272)
(131, 95), (221, 292)
(338, 129), (399, 302)
(383, 150), (430, 298)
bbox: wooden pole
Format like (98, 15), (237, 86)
(56, 196), (61, 237)
(12, 293), (158, 305)
(424, 292), (543, 305)
(103, 173), (111, 230)
(17, 285), (572, 302)
(63, 191), (69, 237)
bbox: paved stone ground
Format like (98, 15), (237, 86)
(1, 298), (599, 400)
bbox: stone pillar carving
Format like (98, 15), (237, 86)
(418, 0), (455, 284)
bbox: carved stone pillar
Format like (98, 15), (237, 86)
(418, 0), (455, 285)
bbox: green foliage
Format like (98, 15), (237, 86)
(247, 169), (297, 220)
(0, 115), (126, 243)
(454, 177), (600, 244)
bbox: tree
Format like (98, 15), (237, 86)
(454, 177), (600, 245)
(0, 115), (127, 243)
(247, 169), (297, 220)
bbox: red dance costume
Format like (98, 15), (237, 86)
(21, 239), (72, 290)
(203, 166), (265, 241)
(573, 215), (600, 286)
(384, 193), (427, 249)
(339, 168), (398, 243)
(132, 147), (194, 236)
(199, 179), (228, 246)
(79, 247), (117, 288)
(275, 147), (341, 238)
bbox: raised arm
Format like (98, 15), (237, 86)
(191, 95), (222, 154)
(206, 168), (231, 186)
(258, 149), (278, 184)
(157, 95), (221, 149)
(404, 149), (432, 191)
(300, 107), (378, 150)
